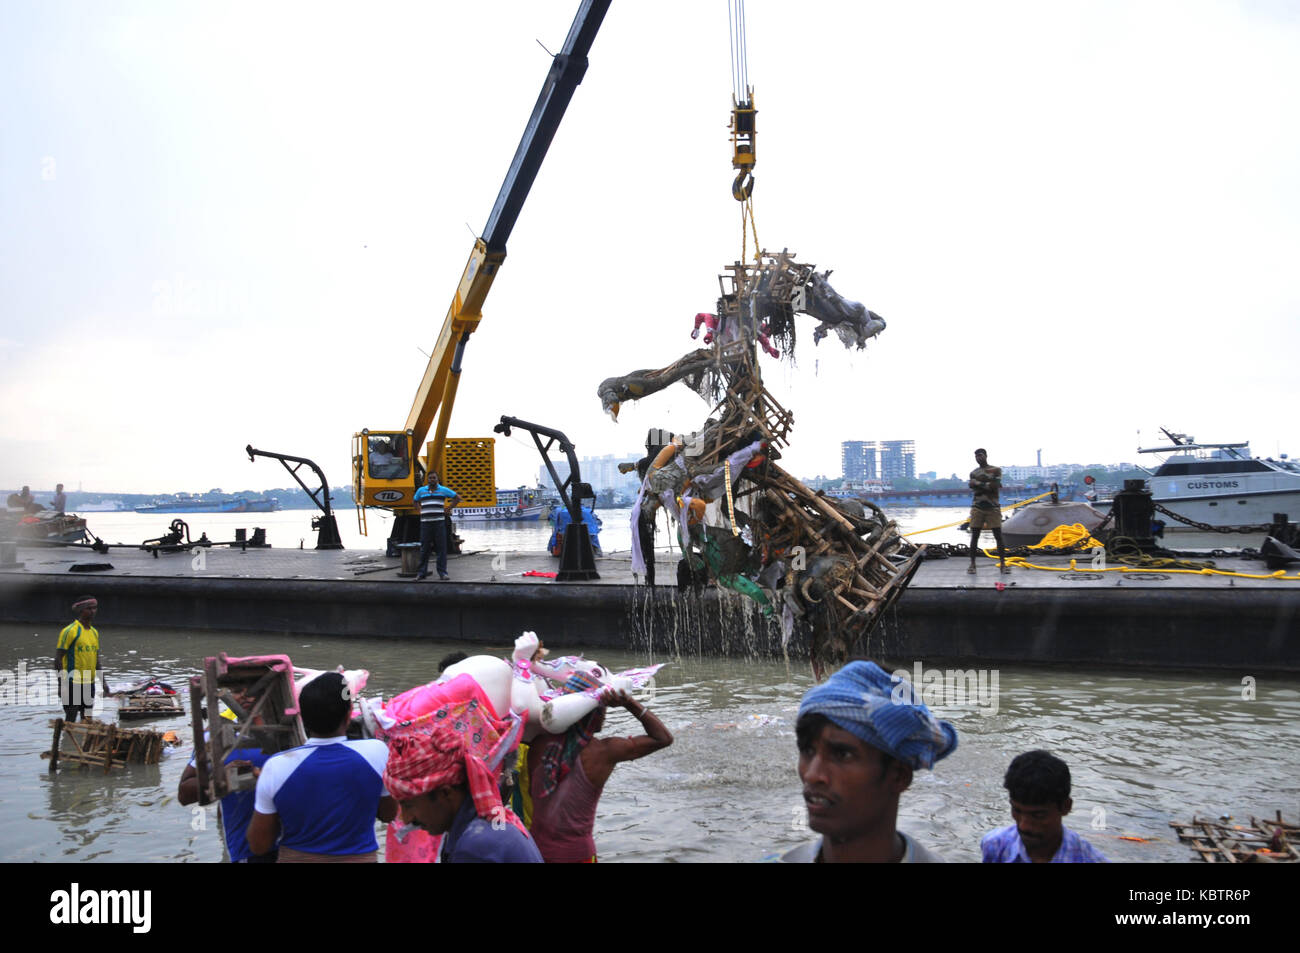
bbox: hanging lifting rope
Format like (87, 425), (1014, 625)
(728, 1), (760, 260)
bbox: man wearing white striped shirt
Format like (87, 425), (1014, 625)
(414, 470), (461, 580)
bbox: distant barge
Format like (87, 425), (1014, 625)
(133, 496), (280, 514)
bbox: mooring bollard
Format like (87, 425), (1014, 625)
(397, 542), (421, 577)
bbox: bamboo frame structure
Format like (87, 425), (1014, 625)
(43, 717), (166, 772)
(1171, 812), (1298, 863)
(602, 249), (917, 670)
(188, 653), (304, 805)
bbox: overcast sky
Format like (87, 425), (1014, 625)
(3, 0), (1297, 496)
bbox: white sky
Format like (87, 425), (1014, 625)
(3, 0), (1298, 495)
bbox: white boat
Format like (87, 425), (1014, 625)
(453, 487), (552, 523)
(1097, 430), (1300, 529)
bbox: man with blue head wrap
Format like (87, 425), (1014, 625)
(782, 660), (958, 863)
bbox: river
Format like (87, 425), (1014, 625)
(2, 620), (1296, 863)
(71, 503), (1265, 556)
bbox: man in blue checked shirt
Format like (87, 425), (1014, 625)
(981, 750), (1108, 863)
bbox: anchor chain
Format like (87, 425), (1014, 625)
(1152, 502), (1270, 535)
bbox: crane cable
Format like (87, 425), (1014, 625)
(728, 1), (760, 262)
(728, 0), (748, 106)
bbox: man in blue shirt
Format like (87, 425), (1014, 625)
(247, 673), (396, 862)
(177, 705), (278, 864)
(981, 749), (1108, 863)
(413, 470), (461, 581)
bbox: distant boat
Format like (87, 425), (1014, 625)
(1093, 430), (1300, 529)
(454, 488), (550, 523)
(243, 497), (281, 513)
(1, 511), (90, 544)
(134, 496), (247, 514)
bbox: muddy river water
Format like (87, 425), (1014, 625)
(2, 621), (1296, 863)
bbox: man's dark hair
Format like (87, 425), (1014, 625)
(1004, 750), (1071, 806)
(975, 447), (987, 455)
(795, 712), (894, 777)
(299, 672), (351, 735)
(437, 651), (469, 673)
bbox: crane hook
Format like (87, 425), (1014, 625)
(732, 170), (754, 202)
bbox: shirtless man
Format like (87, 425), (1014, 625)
(527, 689), (672, 862)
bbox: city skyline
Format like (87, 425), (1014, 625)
(6, 441), (1150, 501)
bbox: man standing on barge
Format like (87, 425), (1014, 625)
(968, 448), (1008, 574)
(414, 469), (461, 581)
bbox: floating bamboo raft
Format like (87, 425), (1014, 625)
(117, 694), (184, 720)
(1171, 812), (1298, 862)
(43, 717), (166, 771)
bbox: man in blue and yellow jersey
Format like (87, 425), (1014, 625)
(54, 595), (101, 721)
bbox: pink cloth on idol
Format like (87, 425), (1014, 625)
(383, 672), (503, 724)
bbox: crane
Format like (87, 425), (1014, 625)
(351, 0), (612, 554)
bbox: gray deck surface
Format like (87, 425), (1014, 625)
(4, 542), (1293, 591)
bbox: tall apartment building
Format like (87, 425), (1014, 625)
(841, 441), (878, 481)
(539, 452), (642, 498)
(879, 440), (916, 481)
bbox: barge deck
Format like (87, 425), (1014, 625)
(2, 545), (1295, 672)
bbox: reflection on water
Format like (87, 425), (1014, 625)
(2, 624), (1296, 862)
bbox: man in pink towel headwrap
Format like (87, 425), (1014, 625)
(385, 718), (542, 863)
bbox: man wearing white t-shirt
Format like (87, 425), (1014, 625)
(247, 673), (397, 862)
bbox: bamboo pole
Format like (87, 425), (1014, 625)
(48, 718), (64, 771)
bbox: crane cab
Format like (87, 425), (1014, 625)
(353, 430), (418, 513)
(353, 429), (498, 549)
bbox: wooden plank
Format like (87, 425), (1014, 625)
(856, 532), (895, 572)
(806, 492), (857, 533)
(103, 724), (116, 773)
(1200, 822), (1239, 863)
(48, 718), (64, 771)
(188, 676), (210, 805)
